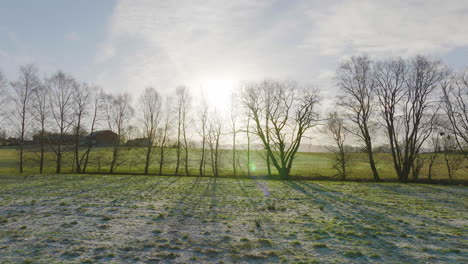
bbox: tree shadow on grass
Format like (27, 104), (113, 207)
(287, 181), (468, 262)
(284, 181), (426, 263)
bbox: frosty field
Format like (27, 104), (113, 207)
(0, 175), (467, 263)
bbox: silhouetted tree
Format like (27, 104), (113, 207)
(32, 84), (49, 173)
(197, 97), (209, 176)
(156, 96), (173, 175)
(374, 56), (449, 182)
(230, 92), (241, 177)
(82, 87), (104, 173)
(325, 111), (352, 180)
(427, 132), (441, 181)
(47, 71), (75, 173)
(442, 70), (468, 158)
(72, 83), (91, 173)
(105, 93), (134, 173)
(241, 79), (320, 179)
(139, 87), (162, 174)
(10, 64), (40, 173)
(442, 133), (465, 183)
(207, 110), (223, 177)
(174, 86), (191, 175)
(336, 56), (380, 181)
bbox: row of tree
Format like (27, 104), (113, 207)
(327, 55), (467, 182)
(0, 55), (466, 181)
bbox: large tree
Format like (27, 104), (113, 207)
(10, 64), (40, 173)
(241, 79), (320, 179)
(374, 56), (449, 182)
(336, 56), (380, 181)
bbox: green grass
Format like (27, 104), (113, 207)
(0, 146), (466, 181)
(0, 174), (466, 263)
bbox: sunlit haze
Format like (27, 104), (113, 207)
(1, 0), (468, 110)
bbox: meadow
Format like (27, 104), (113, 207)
(0, 146), (466, 181)
(0, 174), (467, 263)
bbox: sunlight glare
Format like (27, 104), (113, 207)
(200, 79), (236, 111)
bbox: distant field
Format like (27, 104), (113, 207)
(0, 146), (466, 181)
(0, 175), (466, 263)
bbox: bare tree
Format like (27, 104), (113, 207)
(105, 93), (134, 173)
(174, 86), (191, 175)
(374, 56), (448, 182)
(10, 64), (40, 173)
(427, 132), (441, 181)
(32, 84), (49, 173)
(336, 56), (380, 181)
(441, 133), (465, 183)
(244, 107), (253, 177)
(156, 96), (173, 175)
(325, 111), (352, 180)
(261, 81), (273, 177)
(442, 70), (468, 158)
(82, 87), (104, 173)
(207, 110), (223, 177)
(230, 92), (241, 177)
(47, 71), (75, 173)
(0, 70), (7, 124)
(72, 83), (91, 173)
(139, 87), (162, 174)
(197, 97), (209, 176)
(241, 79), (320, 179)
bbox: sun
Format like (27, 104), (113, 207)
(200, 79), (237, 111)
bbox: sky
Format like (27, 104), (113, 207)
(1, 0), (468, 112)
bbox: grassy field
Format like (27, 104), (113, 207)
(0, 174), (466, 263)
(0, 146), (466, 181)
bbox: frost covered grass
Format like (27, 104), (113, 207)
(0, 174), (467, 263)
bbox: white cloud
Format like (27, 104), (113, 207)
(94, 0), (468, 106)
(303, 0), (468, 57)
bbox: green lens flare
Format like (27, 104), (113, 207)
(249, 163), (256, 172)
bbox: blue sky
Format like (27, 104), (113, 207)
(0, 0), (114, 79)
(1, 0), (468, 109)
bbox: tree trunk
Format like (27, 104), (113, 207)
(144, 144), (152, 174)
(74, 127), (82, 173)
(232, 134), (236, 177)
(183, 135), (190, 176)
(175, 142), (181, 175)
(19, 145), (24, 173)
(159, 145), (165, 175)
(39, 129), (45, 174)
(109, 145), (119, 173)
(266, 152), (272, 177)
(428, 156), (436, 181)
(365, 137), (380, 181)
(56, 148), (62, 173)
(199, 138), (205, 176)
